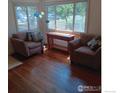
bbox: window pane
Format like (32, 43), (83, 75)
(74, 2), (87, 32)
(56, 4), (74, 31)
(15, 6), (28, 32)
(28, 6), (38, 32)
(48, 6), (55, 29)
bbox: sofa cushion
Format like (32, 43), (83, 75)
(25, 42), (41, 49)
(75, 46), (95, 56)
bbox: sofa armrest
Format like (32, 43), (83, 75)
(95, 47), (101, 56)
(11, 38), (29, 56)
(94, 47), (101, 62)
(68, 38), (82, 53)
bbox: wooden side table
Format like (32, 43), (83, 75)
(47, 32), (74, 52)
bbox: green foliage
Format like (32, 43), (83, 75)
(75, 2), (87, 16)
(48, 6), (55, 14)
(47, 2), (87, 30)
(56, 4), (73, 19)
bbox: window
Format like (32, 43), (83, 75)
(56, 4), (74, 31)
(47, 1), (87, 33)
(15, 6), (39, 32)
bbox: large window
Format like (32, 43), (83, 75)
(15, 6), (39, 32)
(47, 1), (87, 32)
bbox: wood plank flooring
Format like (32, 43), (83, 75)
(9, 49), (101, 93)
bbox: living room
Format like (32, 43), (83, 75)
(8, 0), (101, 93)
(0, 0), (122, 92)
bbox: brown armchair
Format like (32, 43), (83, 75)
(68, 34), (101, 70)
(11, 32), (43, 57)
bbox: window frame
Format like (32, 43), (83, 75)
(45, 0), (88, 33)
(14, 4), (39, 32)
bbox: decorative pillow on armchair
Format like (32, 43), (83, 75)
(26, 32), (33, 41)
(32, 32), (43, 42)
(87, 36), (101, 51)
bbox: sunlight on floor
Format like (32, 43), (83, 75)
(67, 56), (71, 64)
(8, 56), (22, 70)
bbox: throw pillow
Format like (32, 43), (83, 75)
(32, 32), (43, 42)
(26, 32), (33, 41)
(87, 37), (101, 51)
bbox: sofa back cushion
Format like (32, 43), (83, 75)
(12, 32), (27, 40)
(80, 33), (95, 45)
(12, 32), (43, 42)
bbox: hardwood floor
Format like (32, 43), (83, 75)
(9, 48), (101, 93)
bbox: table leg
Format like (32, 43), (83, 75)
(51, 38), (54, 49)
(47, 35), (50, 49)
(67, 41), (70, 53)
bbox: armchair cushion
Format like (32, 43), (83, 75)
(75, 46), (95, 56)
(25, 42), (41, 49)
(13, 32), (27, 40)
(25, 32), (43, 42)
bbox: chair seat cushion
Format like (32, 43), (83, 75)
(75, 46), (95, 56)
(25, 42), (41, 49)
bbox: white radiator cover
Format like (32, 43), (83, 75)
(53, 39), (68, 47)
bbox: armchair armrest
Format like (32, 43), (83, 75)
(11, 38), (29, 56)
(92, 47), (101, 65)
(95, 47), (101, 57)
(68, 38), (82, 53)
